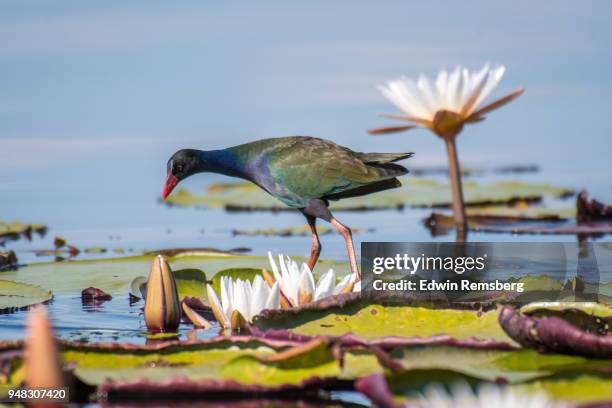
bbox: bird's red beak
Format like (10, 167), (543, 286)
(162, 172), (178, 200)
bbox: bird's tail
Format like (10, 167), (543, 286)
(355, 152), (414, 164)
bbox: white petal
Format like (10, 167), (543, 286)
(233, 279), (251, 322)
(378, 79), (431, 120)
(399, 78), (432, 119)
(250, 275), (268, 317)
(446, 66), (462, 112)
(265, 282), (280, 310)
(314, 269), (336, 301)
(220, 276), (232, 320)
(417, 74), (438, 116)
(206, 284), (229, 327)
(460, 65), (490, 116)
(333, 274), (352, 295)
(298, 265), (315, 304)
(267, 251), (282, 281)
(353, 280), (361, 293)
(286, 258), (301, 305)
(435, 69), (448, 99)
(473, 65), (506, 111)
(277, 254), (296, 304)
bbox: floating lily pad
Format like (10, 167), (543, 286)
(83, 247), (108, 254)
(521, 302), (612, 318)
(467, 205), (575, 220)
(0, 254), (349, 296)
(424, 212), (612, 236)
(129, 276), (147, 299)
(514, 373), (612, 403)
(61, 337), (342, 394)
(358, 368), (612, 406)
(253, 295), (514, 344)
(174, 268), (208, 299)
(0, 220), (47, 241)
(0, 280), (53, 312)
(231, 225), (374, 237)
(145, 248), (248, 257)
(410, 164), (540, 177)
(387, 345), (612, 384)
(163, 179), (574, 212)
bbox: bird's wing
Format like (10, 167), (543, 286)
(265, 137), (406, 201)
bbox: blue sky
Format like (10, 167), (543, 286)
(1, 1), (610, 229)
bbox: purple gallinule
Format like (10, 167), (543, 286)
(162, 136), (412, 279)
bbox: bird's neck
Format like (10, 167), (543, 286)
(195, 149), (246, 179)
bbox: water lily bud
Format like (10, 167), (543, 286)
(297, 267), (315, 306)
(144, 255), (181, 332)
(24, 306), (64, 390)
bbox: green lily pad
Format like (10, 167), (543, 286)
(1, 254), (349, 296)
(231, 225), (373, 237)
(515, 372), (612, 403)
(425, 212), (612, 236)
(62, 338), (341, 388)
(0, 220), (47, 240)
(164, 179), (574, 211)
(219, 340), (341, 386)
(210, 268), (264, 294)
(83, 247), (108, 254)
(254, 300), (514, 344)
(359, 344), (612, 405)
(0, 280), (53, 312)
(467, 205), (575, 220)
(173, 268), (207, 299)
(129, 276), (147, 299)
(521, 302), (612, 318)
(388, 345), (611, 384)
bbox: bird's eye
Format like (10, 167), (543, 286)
(175, 164), (184, 173)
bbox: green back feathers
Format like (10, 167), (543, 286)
(235, 136), (412, 206)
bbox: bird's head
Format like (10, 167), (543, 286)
(162, 149), (201, 199)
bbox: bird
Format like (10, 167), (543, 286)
(162, 136), (413, 280)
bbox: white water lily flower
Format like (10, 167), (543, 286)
(267, 252), (357, 307)
(370, 64), (524, 138)
(370, 65), (524, 233)
(206, 275), (279, 330)
(416, 382), (562, 408)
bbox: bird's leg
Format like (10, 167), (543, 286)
(329, 217), (360, 281)
(305, 214), (321, 271)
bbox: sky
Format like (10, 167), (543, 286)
(0, 1), (611, 232)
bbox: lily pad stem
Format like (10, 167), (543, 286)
(444, 136), (467, 235)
